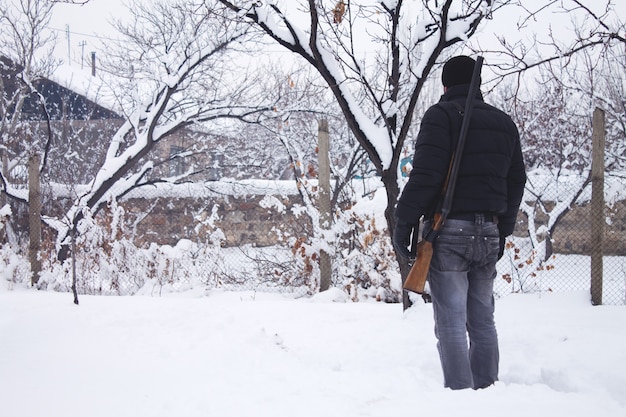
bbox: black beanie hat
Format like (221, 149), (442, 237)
(442, 56), (479, 87)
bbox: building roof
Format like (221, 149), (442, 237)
(1, 55), (121, 121)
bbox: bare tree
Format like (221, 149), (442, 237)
(217, 0), (496, 304)
(49, 0), (278, 261)
(476, 0), (624, 80)
(0, 0), (59, 203)
(0, 0), (65, 287)
(501, 71), (592, 260)
(545, 47), (626, 173)
(481, 0), (625, 262)
(212, 57), (402, 296)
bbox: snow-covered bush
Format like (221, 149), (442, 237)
(0, 243), (30, 289)
(36, 199), (227, 295)
(0, 205), (31, 289)
(257, 187), (402, 301)
(499, 236), (557, 294)
(335, 210), (401, 302)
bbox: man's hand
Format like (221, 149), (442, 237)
(498, 236), (506, 260)
(393, 220), (414, 259)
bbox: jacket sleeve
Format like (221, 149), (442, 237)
(395, 104), (454, 225)
(498, 127), (527, 237)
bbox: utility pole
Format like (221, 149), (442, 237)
(66, 25), (71, 64)
(79, 40), (87, 69)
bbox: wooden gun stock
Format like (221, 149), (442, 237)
(403, 240), (433, 294)
(403, 214), (443, 294)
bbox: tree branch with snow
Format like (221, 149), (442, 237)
(53, 0), (278, 261)
(218, 0), (493, 305)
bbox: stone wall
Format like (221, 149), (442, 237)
(120, 183), (309, 248)
(122, 188), (626, 256)
(513, 200), (626, 256)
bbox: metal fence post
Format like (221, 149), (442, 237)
(590, 107), (605, 306)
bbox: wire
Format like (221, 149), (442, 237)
(46, 25), (119, 42)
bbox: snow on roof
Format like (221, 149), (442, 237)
(48, 63), (120, 115)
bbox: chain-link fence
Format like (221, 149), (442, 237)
(495, 238), (625, 305)
(493, 168), (625, 305)
(2, 174), (625, 305)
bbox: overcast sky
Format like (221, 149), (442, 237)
(46, 0), (615, 82)
(48, 0), (125, 65)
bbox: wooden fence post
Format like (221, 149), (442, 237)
(0, 151), (8, 243)
(29, 154), (42, 286)
(318, 119), (331, 292)
(590, 107), (605, 306)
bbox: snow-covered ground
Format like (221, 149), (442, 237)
(1, 287), (625, 417)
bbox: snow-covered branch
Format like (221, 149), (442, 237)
(219, 0), (491, 175)
(53, 0), (276, 261)
(218, 2), (491, 283)
(475, 0), (624, 79)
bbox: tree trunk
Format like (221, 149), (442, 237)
(381, 169), (413, 309)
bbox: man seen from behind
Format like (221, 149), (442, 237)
(393, 55), (527, 390)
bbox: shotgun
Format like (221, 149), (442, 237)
(403, 56), (484, 294)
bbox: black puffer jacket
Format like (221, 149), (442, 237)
(396, 84), (527, 236)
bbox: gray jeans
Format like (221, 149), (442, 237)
(425, 217), (500, 390)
